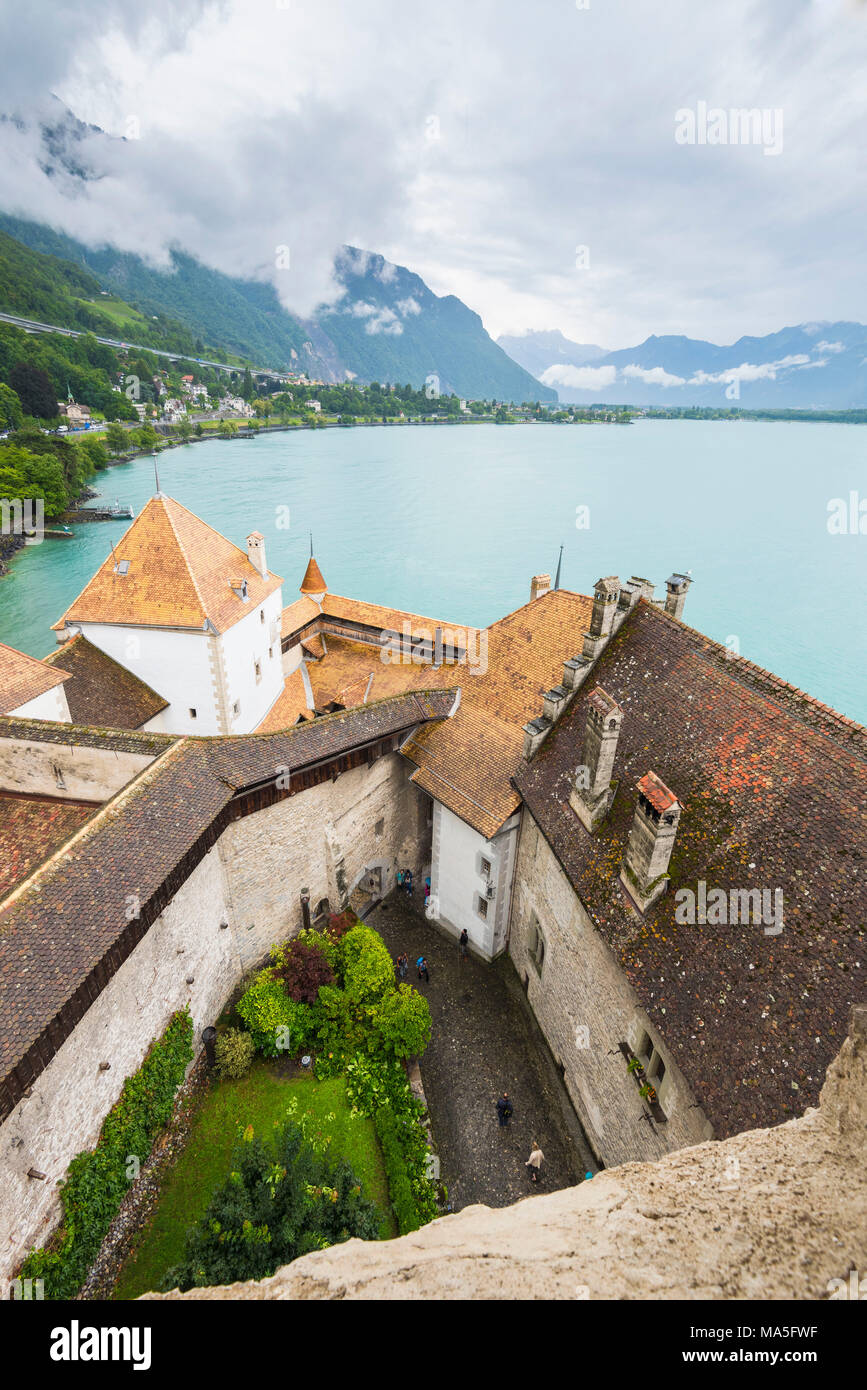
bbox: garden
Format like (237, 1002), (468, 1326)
(19, 910), (441, 1299)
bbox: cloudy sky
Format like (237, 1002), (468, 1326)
(0, 0), (865, 348)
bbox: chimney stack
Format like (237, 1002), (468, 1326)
(582, 576), (620, 660)
(664, 573), (692, 620)
(570, 687), (624, 832)
(629, 576), (655, 603)
(247, 531), (268, 579)
(530, 573), (552, 601)
(620, 772), (682, 913)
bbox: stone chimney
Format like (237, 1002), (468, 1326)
(664, 573), (692, 620)
(582, 576), (620, 660)
(570, 686), (624, 832)
(562, 654), (592, 693)
(613, 582), (640, 632)
(530, 574), (552, 601)
(620, 771), (682, 913)
(521, 715), (550, 759)
(542, 684), (569, 723)
(247, 531), (267, 579)
(629, 576), (655, 603)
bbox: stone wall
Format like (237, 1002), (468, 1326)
(219, 751), (428, 971)
(0, 749), (430, 1279)
(149, 1007), (867, 1302)
(0, 849), (237, 1280)
(508, 811), (713, 1168)
(0, 735), (159, 802)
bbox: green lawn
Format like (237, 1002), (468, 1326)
(113, 1063), (395, 1300)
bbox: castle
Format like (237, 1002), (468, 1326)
(0, 492), (864, 1280)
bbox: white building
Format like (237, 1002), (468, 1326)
(51, 495), (286, 736)
(0, 643), (71, 723)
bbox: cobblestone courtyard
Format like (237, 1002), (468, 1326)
(369, 896), (596, 1211)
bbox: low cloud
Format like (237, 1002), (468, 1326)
(539, 364), (618, 391)
(621, 364), (686, 388)
(689, 355), (812, 386)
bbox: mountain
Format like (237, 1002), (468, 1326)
(496, 330), (607, 378)
(0, 215), (556, 402)
(529, 324), (867, 408)
(321, 249), (555, 400)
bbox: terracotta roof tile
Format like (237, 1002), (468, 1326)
(54, 495), (283, 635)
(0, 642), (70, 714)
(43, 635), (168, 729)
(300, 556), (327, 593)
(515, 601), (867, 1138)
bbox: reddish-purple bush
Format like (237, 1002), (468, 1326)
(275, 938), (334, 1004)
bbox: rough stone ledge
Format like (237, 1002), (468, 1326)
(144, 1007), (867, 1301)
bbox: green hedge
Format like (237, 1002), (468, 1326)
(18, 1008), (194, 1299)
(374, 1109), (421, 1234)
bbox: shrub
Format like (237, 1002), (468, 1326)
(215, 1027), (256, 1079)
(374, 1109), (421, 1234)
(374, 984), (432, 1059)
(18, 1008), (194, 1299)
(236, 975), (315, 1057)
(273, 936), (334, 1003)
(161, 1119), (381, 1291)
(342, 924), (395, 1004)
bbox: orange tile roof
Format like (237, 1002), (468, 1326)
(0, 642), (70, 715)
(281, 595), (321, 638)
(53, 495), (283, 635)
(300, 556), (327, 593)
(254, 667), (311, 732)
(280, 587), (594, 837)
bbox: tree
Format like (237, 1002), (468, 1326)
(134, 425), (159, 451)
(9, 362), (58, 419)
(219, 419), (238, 437)
(0, 444), (68, 518)
(105, 423), (128, 456)
(176, 418), (193, 442)
(241, 367), (254, 402)
(76, 436), (108, 472)
(161, 1120), (380, 1291)
(0, 383), (23, 432)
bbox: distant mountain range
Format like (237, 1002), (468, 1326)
(498, 326), (867, 408)
(0, 213), (555, 402)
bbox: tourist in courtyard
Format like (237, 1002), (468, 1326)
(404, 868), (413, 896)
(397, 951), (409, 980)
(496, 1092), (513, 1127)
(525, 1142), (544, 1184)
(417, 955), (430, 982)
(396, 869), (404, 892)
(459, 928), (469, 962)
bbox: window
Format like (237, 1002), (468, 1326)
(269, 646), (274, 660)
(260, 609), (265, 623)
(233, 700), (241, 717)
(480, 856), (492, 879)
(113, 559), (129, 575)
(476, 895), (488, 920)
(649, 1055), (666, 1086)
(189, 708), (197, 719)
(637, 1031), (653, 1064)
(254, 659), (262, 683)
(529, 918), (546, 975)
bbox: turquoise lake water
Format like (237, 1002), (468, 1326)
(1, 420), (865, 724)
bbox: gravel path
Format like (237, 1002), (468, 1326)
(369, 896), (596, 1211)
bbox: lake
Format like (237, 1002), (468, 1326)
(2, 420), (865, 724)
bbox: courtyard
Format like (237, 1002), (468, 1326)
(369, 897), (596, 1209)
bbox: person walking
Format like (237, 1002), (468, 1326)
(459, 928), (469, 963)
(525, 1142), (544, 1184)
(396, 869), (404, 894)
(405, 868), (413, 897)
(495, 1092), (513, 1128)
(397, 952), (409, 981)
(416, 955), (430, 983)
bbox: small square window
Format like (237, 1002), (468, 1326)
(189, 708), (197, 719)
(480, 856), (492, 878)
(476, 895), (488, 920)
(233, 700), (241, 717)
(254, 660), (262, 683)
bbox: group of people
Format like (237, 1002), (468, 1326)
(395, 868), (414, 897)
(395, 951), (429, 983)
(495, 1093), (545, 1185)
